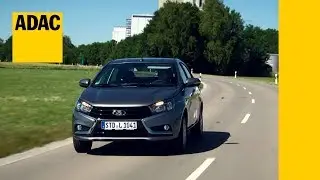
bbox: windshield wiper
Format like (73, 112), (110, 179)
(121, 83), (175, 87)
(93, 84), (120, 87)
(120, 83), (150, 87)
(94, 83), (175, 88)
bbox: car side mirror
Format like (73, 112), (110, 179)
(185, 78), (201, 87)
(79, 78), (91, 88)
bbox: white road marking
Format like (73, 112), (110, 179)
(230, 82), (233, 84)
(243, 87), (246, 90)
(241, 113), (251, 124)
(0, 137), (72, 167)
(249, 91), (252, 95)
(252, 99), (255, 104)
(186, 158), (216, 180)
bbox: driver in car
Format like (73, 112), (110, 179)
(157, 69), (173, 83)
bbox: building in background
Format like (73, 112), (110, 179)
(193, 0), (205, 9)
(113, 14), (154, 43)
(266, 53), (279, 73)
(112, 26), (127, 43)
(112, 0), (206, 42)
(125, 18), (132, 38)
(130, 14), (154, 36)
(158, 0), (205, 9)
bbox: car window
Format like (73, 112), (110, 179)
(177, 63), (188, 83)
(104, 68), (119, 84)
(180, 63), (192, 79)
(92, 62), (178, 87)
(93, 67), (118, 85)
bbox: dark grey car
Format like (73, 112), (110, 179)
(72, 58), (204, 154)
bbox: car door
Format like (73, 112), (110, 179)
(177, 62), (196, 127)
(179, 62), (200, 126)
(177, 62), (194, 127)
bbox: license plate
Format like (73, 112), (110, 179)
(101, 121), (137, 130)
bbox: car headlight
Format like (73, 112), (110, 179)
(150, 100), (174, 114)
(75, 99), (93, 113)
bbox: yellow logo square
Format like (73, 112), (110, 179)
(12, 12), (63, 63)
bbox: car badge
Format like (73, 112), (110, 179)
(112, 109), (126, 116)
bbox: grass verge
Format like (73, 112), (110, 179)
(237, 76), (278, 85)
(0, 68), (99, 158)
(0, 62), (102, 70)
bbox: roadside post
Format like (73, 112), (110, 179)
(235, 71), (237, 78)
(199, 73), (202, 81)
(275, 73), (278, 85)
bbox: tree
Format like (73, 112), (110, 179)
(263, 28), (278, 54)
(144, 1), (203, 67)
(2, 36), (12, 62)
(199, 0), (227, 74)
(224, 9), (246, 75)
(99, 40), (117, 64)
(199, 0), (245, 75)
(240, 25), (272, 76)
(76, 40), (116, 65)
(109, 33), (148, 60)
(63, 35), (77, 64)
(0, 38), (4, 61)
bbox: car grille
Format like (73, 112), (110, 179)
(89, 106), (152, 119)
(91, 120), (149, 137)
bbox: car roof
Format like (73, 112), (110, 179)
(108, 57), (182, 64)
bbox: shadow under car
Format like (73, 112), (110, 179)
(87, 131), (231, 156)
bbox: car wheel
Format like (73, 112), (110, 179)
(73, 137), (92, 153)
(170, 116), (187, 154)
(192, 108), (203, 137)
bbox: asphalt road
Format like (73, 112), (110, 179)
(0, 75), (278, 180)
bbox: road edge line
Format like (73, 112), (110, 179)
(0, 137), (72, 167)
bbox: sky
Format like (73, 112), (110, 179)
(0, 0), (278, 46)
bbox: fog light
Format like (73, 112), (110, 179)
(163, 125), (170, 131)
(77, 125), (82, 131)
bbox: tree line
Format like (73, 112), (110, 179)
(0, 0), (278, 77)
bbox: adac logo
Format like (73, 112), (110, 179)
(15, 14), (61, 31)
(12, 12), (63, 63)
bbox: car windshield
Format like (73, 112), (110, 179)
(91, 62), (178, 87)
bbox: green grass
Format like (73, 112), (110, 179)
(0, 68), (99, 158)
(237, 76), (278, 85)
(0, 62), (102, 70)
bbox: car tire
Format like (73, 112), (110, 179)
(170, 116), (187, 154)
(73, 137), (92, 153)
(192, 107), (203, 137)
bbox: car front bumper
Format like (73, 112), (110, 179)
(72, 109), (182, 141)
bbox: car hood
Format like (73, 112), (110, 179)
(80, 86), (179, 106)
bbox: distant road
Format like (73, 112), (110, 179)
(0, 75), (278, 180)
